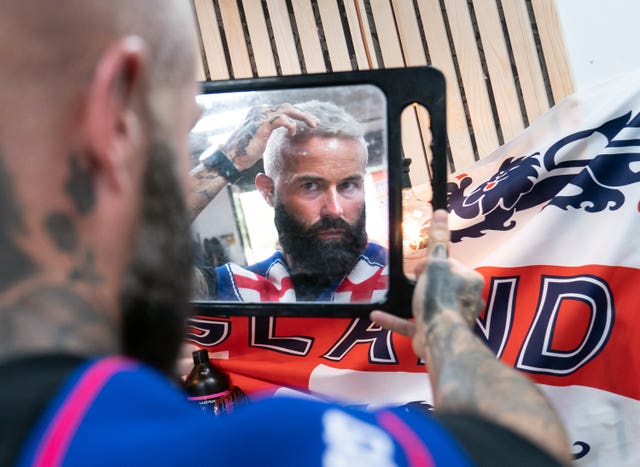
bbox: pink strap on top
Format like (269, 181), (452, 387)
(32, 356), (136, 467)
(376, 410), (435, 467)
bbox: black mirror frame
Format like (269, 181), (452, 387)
(191, 65), (447, 318)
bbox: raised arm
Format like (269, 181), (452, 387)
(188, 103), (319, 222)
(371, 210), (571, 465)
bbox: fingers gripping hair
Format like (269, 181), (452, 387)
(262, 100), (368, 179)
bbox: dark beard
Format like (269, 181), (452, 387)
(274, 201), (367, 297)
(120, 141), (194, 376)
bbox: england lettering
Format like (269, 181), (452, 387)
(185, 273), (615, 378)
(323, 318), (398, 363)
(249, 316), (314, 356)
(515, 274), (614, 375)
(185, 317), (230, 347)
(476, 276), (518, 357)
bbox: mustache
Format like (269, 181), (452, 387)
(299, 216), (356, 238)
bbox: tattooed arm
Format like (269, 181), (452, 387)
(189, 104), (319, 222)
(188, 164), (230, 222)
(371, 210), (571, 465)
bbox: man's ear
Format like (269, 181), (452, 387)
(84, 36), (148, 190)
(255, 173), (275, 207)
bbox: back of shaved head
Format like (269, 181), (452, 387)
(0, 0), (201, 369)
(0, 0), (197, 119)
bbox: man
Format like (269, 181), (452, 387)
(191, 100), (387, 302)
(0, 0), (570, 465)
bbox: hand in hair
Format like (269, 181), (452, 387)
(220, 103), (319, 172)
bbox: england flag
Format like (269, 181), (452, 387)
(448, 68), (640, 465)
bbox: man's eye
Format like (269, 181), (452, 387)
(301, 182), (319, 191)
(339, 181), (360, 192)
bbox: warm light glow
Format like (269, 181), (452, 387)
(401, 187), (432, 258)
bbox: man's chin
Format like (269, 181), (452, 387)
(294, 238), (360, 278)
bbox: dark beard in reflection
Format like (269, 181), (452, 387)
(120, 141), (194, 376)
(274, 202), (367, 299)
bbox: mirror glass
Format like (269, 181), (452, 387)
(189, 84), (388, 304)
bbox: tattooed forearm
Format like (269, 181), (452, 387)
(188, 103), (316, 220)
(425, 313), (570, 464)
(188, 165), (228, 222)
(220, 104), (290, 170)
(227, 118), (260, 162)
(402, 211), (571, 464)
(193, 172), (222, 181)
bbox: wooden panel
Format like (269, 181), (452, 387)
(390, 0), (427, 67)
(265, 0), (301, 74)
(317, 0), (352, 71)
(390, 0), (430, 182)
(472, 0), (525, 142)
(194, 24), (208, 82)
(193, 0), (229, 80)
(343, 0), (375, 69)
(401, 105), (433, 188)
(192, 0), (575, 181)
(415, 104), (434, 196)
(291, 0), (326, 73)
(501, 0), (549, 124)
(368, 0), (404, 68)
(415, 0), (475, 170)
(414, 104), (433, 164)
(241, 0), (277, 76)
(366, 1), (427, 183)
(218, 0), (253, 78)
(531, 0), (575, 102)
(443, 0), (499, 159)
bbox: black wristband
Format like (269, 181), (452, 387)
(202, 149), (243, 183)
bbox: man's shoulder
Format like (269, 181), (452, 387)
(362, 242), (388, 266)
(245, 251), (287, 276)
(213, 251), (289, 301)
(216, 251), (286, 278)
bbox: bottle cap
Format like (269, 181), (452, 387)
(192, 349), (209, 365)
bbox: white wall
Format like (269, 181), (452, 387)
(191, 188), (246, 265)
(555, 0), (640, 90)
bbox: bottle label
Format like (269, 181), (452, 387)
(188, 390), (232, 415)
(187, 390), (231, 401)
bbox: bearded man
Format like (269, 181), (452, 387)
(191, 100), (387, 302)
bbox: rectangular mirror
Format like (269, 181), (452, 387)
(189, 67), (447, 317)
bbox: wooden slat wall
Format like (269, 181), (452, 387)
(191, 0), (574, 188)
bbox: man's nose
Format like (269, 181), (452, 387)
(321, 188), (344, 218)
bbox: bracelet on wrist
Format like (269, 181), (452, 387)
(202, 148), (244, 183)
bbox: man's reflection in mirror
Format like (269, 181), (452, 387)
(190, 101), (387, 302)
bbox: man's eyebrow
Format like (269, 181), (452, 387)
(292, 174), (364, 183)
(337, 174), (365, 185)
(293, 175), (325, 183)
